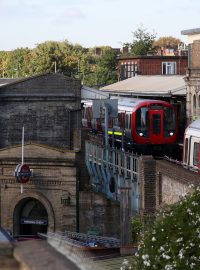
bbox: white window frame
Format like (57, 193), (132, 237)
(162, 62), (177, 75)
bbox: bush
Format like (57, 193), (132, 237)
(131, 216), (142, 243)
(135, 186), (200, 269)
(131, 214), (155, 244)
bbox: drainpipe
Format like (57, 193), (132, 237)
(66, 107), (82, 232)
(66, 108), (82, 150)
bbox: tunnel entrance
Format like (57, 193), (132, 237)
(13, 198), (48, 236)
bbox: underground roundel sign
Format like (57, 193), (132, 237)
(15, 164), (32, 183)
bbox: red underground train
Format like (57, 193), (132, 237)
(82, 97), (178, 154)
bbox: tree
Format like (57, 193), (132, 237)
(95, 46), (118, 87)
(0, 41), (118, 87)
(154, 36), (182, 49)
(27, 40), (87, 77)
(0, 51), (9, 78)
(125, 26), (157, 56)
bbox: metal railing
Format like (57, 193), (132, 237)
(85, 141), (139, 182)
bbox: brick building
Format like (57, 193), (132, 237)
(0, 72), (82, 235)
(182, 28), (200, 124)
(0, 72), (120, 238)
(118, 55), (188, 80)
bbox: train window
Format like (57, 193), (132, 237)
(86, 107), (92, 118)
(113, 117), (118, 126)
(193, 142), (199, 167)
(118, 113), (121, 127)
(152, 114), (161, 134)
(108, 118), (113, 128)
(164, 107), (176, 136)
(119, 112), (125, 129)
(125, 114), (129, 129)
(82, 108), (85, 119)
(125, 114), (131, 129)
(136, 107), (149, 137)
(184, 138), (188, 164)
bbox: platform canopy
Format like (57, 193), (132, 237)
(100, 75), (186, 97)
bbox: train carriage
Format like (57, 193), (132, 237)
(183, 119), (200, 171)
(82, 97), (178, 154)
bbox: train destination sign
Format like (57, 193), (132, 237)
(15, 164), (32, 183)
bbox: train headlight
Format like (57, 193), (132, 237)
(139, 132), (143, 136)
(170, 132), (174, 136)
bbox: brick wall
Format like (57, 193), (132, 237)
(79, 191), (120, 238)
(139, 158), (200, 214)
(156, 160), (200, 207)
(139, 156), (156, 214)
(118, 56), (188, 77)
(0, 144), (77, 235)
(0, 73), (81, 149)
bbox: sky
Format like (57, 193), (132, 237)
(0, 0), (200, 51)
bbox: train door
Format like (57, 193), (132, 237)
(189, 136), (200, 171)
(149, 110), (164, 144)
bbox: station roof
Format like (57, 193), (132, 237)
(0, 78), (20, 86)
(81, 85), (109, 99)
(100, 75), (186, 97)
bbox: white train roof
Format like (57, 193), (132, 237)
(188, 119), (200, 129)
(185, 119), (200, 137)
(82, 97), (171, 113)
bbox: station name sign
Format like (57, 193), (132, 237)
(20, 219), (48, 225)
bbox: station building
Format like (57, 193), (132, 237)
(0, 72), (82, 236)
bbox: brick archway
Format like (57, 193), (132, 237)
(8, 191), (55, 235)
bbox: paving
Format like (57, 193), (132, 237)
(13, 238), (136, 270)
(14, 239), (81, 270)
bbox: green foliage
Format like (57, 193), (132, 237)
(131, 216), (143, 243)
(134, 186), (200, 270)
(125, 26), (157, 56)
(131, 214), (155, 244)
(0, 42), (118, 88)
(95, 47), (118, 87)
(29, 40), (86, 76)
(0, 48), (32, 78)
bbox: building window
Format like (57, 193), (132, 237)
(193, 94), (197, 116)
(162, 62), (176, 75)
(120, 63), (138, 80)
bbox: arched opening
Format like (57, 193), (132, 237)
(13, 198), (48, 236)
(109, 177), (115, 193)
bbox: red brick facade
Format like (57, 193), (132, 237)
(118, 55), (188, 80)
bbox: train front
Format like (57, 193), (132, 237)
(132, 101), (177, 153)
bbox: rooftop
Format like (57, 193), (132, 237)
(0, 78), (20, 86)
(100, 75), (186, 97)
(181, 28), (200, 35)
